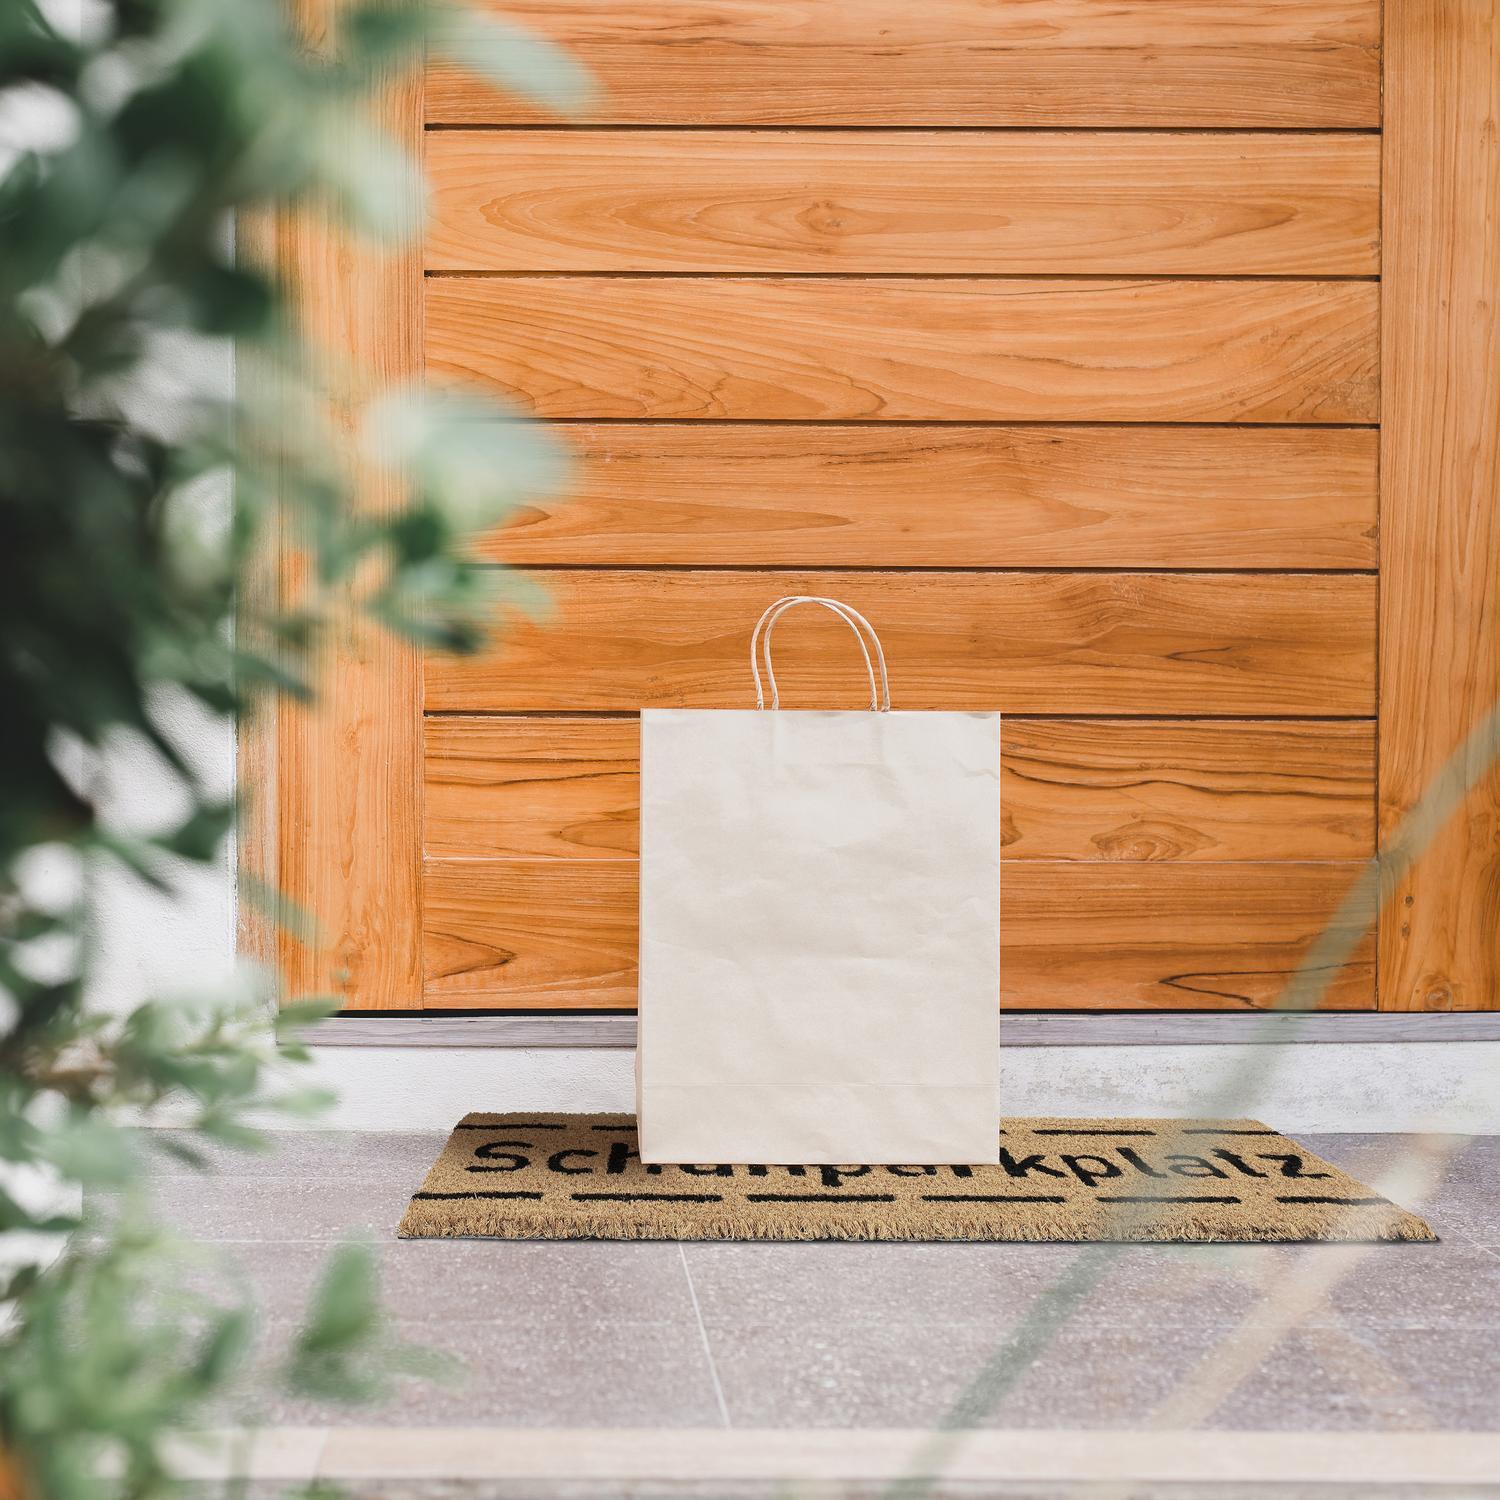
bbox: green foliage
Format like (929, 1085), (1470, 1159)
(1, 1217), (444, 1499)
(0, 1), (582, 1494)
(2, 1216), (257, 1499)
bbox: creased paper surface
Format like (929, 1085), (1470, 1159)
(638, 710), (1001, 1164)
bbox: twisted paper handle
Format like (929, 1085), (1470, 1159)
(748, 595), (891, 712)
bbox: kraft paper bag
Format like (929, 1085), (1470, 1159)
(637, 595), (1001, 1165)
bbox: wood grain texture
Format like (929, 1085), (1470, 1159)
(475, 425), (1379, 569)
(1378, 0), (1500, 1011)
(422, 858), (1374, 1010)
(999, 720), (1374, 860)
(423, 716), (1375, 863)
(425, 131), (1380, 276)
(427, 0), (1381, 127)
(425, 717), (640, 859)
(264, 2), (425, 1009)
(424, 859), (639, 1008)
(425, 570), (1376, 716)
(426, 277), (1379, 424)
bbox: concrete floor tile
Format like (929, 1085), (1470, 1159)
(379, 1239), (699, 1326)
(704, 1320), (1234, 1429)
(705, 1321), (995, 1428)
(138, 1173), (417, 1242)
(1122, 1238), (1500, 1333)
(1335, 1326), (1500, 1431)
(976, 1321), (1247, 1430)
(200, 1237), (698, 1326)
(1210, 1323), (1500, 1432)
(139, 1129), (449, 1184)
(243, 1315), (726, 1428)
(1412, 1161), (1500, 1246)
(1310, 1240), (1500, 1329)
(684, 1242), (1081, 1332)
(1300, 1134), (1500, 1245)
(683, 1239), (1492, 1337)
(113, 1127), (1500, 1444)
(684, 1241), (1295, 1336)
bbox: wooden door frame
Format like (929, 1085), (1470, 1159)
(1377, 0), (1500, 1011)
(239, 0), (426, 1011)
(244, 0), (1500, 1017)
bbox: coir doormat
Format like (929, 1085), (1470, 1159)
(397, 1115), (1434, 1243)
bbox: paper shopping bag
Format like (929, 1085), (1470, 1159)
(637, 596), (1000, 1165)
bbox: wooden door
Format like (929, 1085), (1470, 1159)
(256, 0), (1500, 1015)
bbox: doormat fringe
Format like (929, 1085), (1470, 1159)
(397, 1116), (1435, 1244)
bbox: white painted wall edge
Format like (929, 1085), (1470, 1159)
(258, 1040), (1500, 1135)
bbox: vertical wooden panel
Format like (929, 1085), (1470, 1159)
(1379, 0), (1500, 1010)
(256, 1), (424, 1009)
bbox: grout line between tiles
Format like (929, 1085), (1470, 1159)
(679, 1244), (733, 1428)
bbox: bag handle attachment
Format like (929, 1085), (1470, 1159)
(749, 595), (891, 712)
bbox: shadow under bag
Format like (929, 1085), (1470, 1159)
(637, 596), (1002, 1165)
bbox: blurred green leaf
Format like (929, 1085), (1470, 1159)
(308, 108), (426, 241)
(36, 1112), (141, 1189)
(275, 997), (341, 1034)
(365, 385), (573, 534)
(299, 1239), (380, 1351)
(1, 0), (577, 1490)
(341, 2), (429, 65)
(152, 799), (236, 862)
(190, 1306), (254, 1388)
(429, 3), (595, 114)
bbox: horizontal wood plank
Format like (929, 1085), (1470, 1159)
(426, 278), (1379, 423)
(999, 720), (1374, 859)
(425, 132), (1380, 276)
(427, 1), (1381, 128)
(425, 571), (1376, 715)
(1002, 863), (1374, 1009)
(427, 717), (639, 860)
(424, 860), (641, 1009)
(422, 859), (1375, 1010)
(426, 717), (640, 859)
(475, 425), (1378, 569)
(424, 717), (1375, 863)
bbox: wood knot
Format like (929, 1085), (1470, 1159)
(798, 199), (851, 237)
(1091, 820), (1211, 861)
